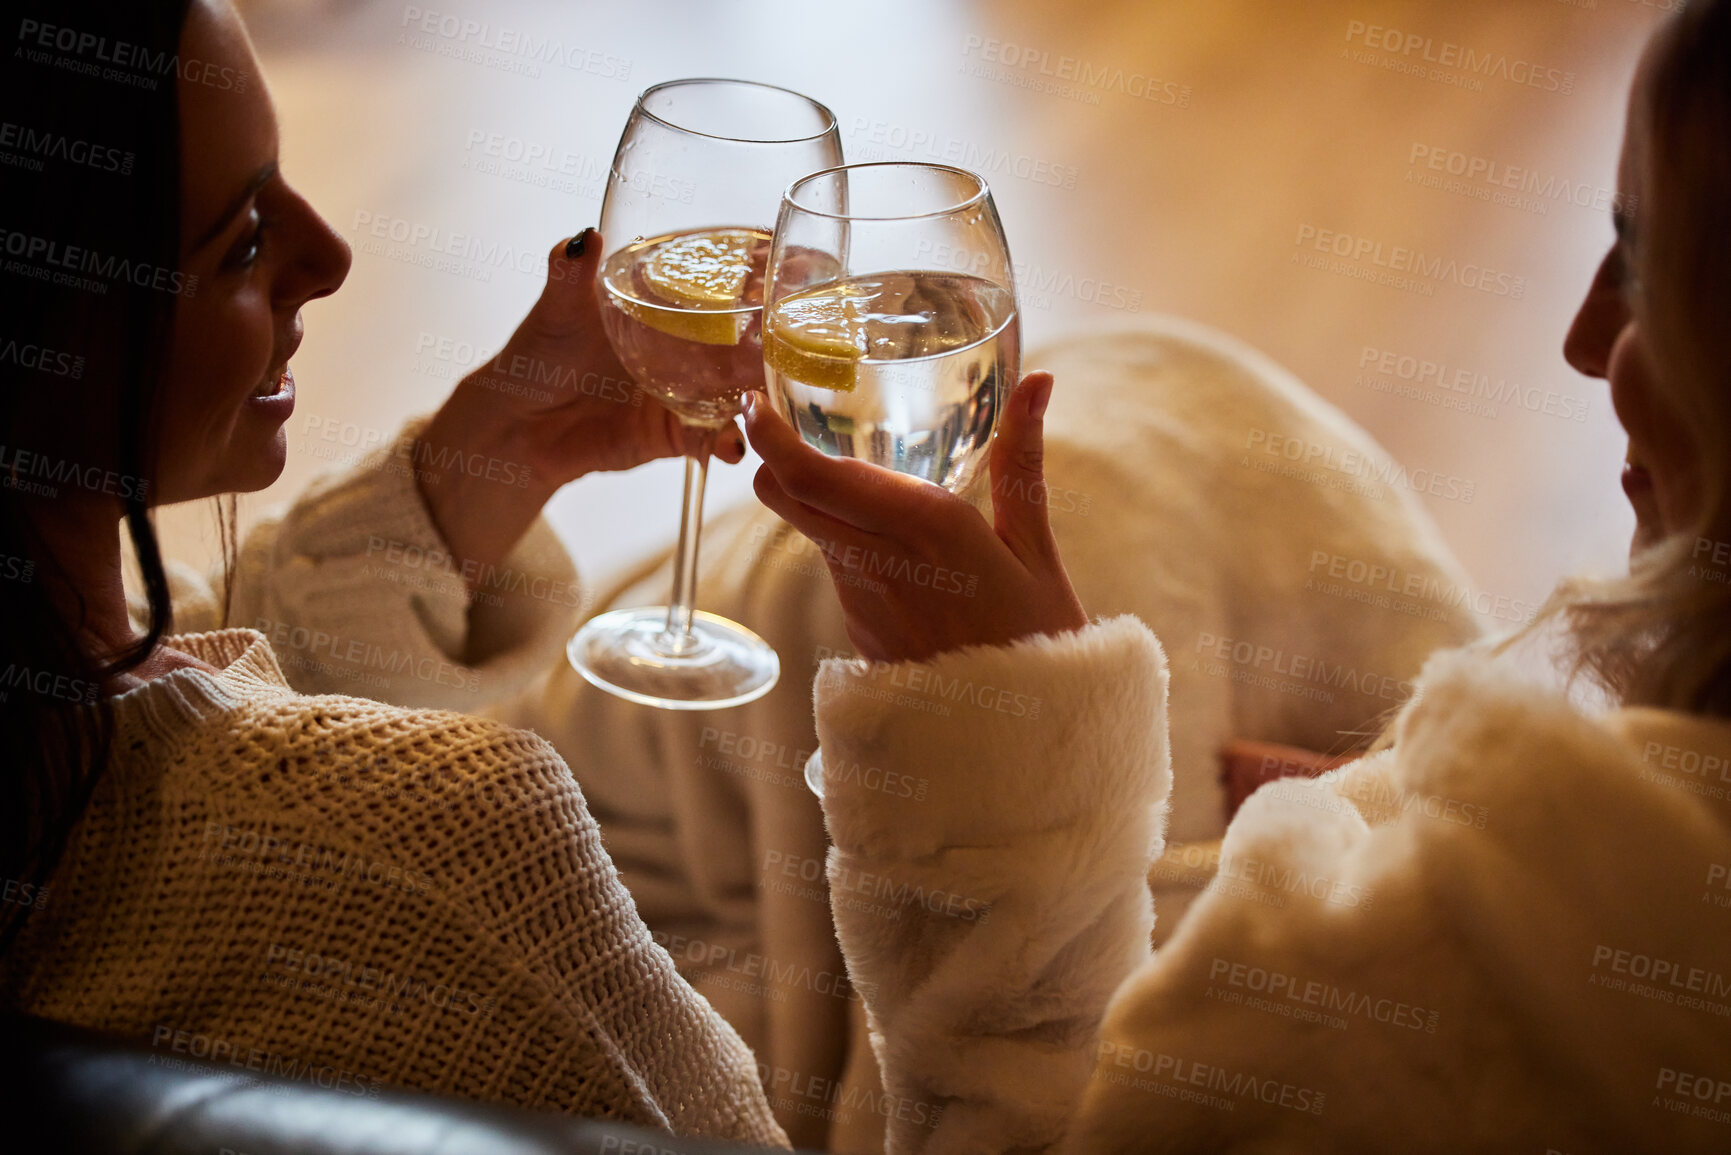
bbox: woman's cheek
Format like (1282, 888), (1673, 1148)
(1610, 329), (1699, 530)
(219, 279), (279, 391)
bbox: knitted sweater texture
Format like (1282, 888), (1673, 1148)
(3, 441), (787, 1147)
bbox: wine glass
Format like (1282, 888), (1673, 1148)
(763, 162), (1019, 494)
(567, 79), (842, 710)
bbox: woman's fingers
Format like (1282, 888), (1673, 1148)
(751, 461), (880, 564)
(741, 391), (954, 536)
(988, 372), (1061, 565)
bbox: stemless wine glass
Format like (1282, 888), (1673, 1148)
(567, 79), (842, 710)
(763, 162), (1019, 494)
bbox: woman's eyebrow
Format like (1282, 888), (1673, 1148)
(192, 160), (278, 251)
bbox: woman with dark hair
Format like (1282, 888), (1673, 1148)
(742, 0), (1731, 1149)
(0, 0), (778, 1141)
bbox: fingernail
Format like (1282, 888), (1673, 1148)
(1029, 376), (1052, 420)
(741, 392), (760, 420)
(564, 228), (591, 259)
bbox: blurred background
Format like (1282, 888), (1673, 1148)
(165, 0), (1673, 614)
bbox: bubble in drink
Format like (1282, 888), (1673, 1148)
(599, 227), (772, 423)
(765, 271), (1017, 492)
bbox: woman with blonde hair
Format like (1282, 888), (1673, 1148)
(741, 0), (1731, 1149)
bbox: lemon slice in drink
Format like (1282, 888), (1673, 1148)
(764, 282), (879, 392)
(620, 230), (761, 346)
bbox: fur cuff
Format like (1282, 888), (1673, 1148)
(814, 615), (1172, 861)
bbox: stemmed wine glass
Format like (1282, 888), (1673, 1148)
(764, 162), (1018, 492)
(568, 79), (842, 710)
(761, 162), (1019, 793)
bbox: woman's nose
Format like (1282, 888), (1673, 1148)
(285, 193), (352, 305)
(1563, 247), (1626, 379)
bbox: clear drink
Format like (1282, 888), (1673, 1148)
(599, 226), (771, 424)
(764, 270), (1018, 490)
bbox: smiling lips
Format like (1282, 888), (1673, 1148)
(252, 324), (303, 399)
(252, 365), (291, 398)
(1622, 442), (1658, 525)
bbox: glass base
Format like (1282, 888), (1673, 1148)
(567, 607), (780, 710)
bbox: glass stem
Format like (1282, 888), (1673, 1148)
(663, 422), (719, 652)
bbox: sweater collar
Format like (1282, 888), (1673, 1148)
(108, 628), (292, 755)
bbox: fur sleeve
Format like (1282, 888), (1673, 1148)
(813, 615), (1172, 1153)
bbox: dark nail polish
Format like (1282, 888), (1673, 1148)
(564, 229), (590, 259)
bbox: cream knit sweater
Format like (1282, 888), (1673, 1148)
(4, 441), (788, 1146)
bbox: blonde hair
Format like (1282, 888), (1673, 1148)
(1521, 0), (1731, 717)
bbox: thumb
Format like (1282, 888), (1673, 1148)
(988, 371), (1059, 563)
(531, 227), (603, 331)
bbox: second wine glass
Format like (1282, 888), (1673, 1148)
(568, 78), (842, 710)
(763, 162), (1020, 495)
